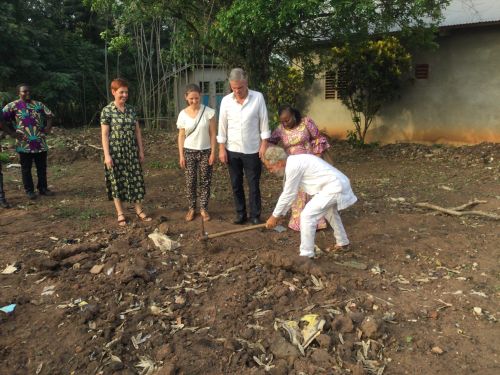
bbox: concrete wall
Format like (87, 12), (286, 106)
(303, 25), (500, 144)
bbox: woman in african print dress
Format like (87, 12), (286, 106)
(100, 78), (152, 226)
(269, 105), (330, 231)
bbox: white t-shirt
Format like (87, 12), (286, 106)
(177, 105), (215, 150)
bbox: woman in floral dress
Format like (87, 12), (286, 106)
(269, 105), (330, 231)
(101, 78), (152, 226)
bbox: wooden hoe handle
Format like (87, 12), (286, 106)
(203, 223), (267, 240)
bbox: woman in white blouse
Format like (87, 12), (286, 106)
(177, 83), (217, 221)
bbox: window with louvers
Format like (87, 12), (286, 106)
(325, 69), (347, 100)
(415, 64), (429, 79)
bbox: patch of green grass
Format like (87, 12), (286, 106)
(0, 152), (10, 163)
(78, 208), (104, 220)
(56, 206), (104, 221)
(148, 159), (179, 170)
(149, 160), (163, 169)
(164, 160), (178, 169)
(49, 166), (69, 179)
(48, 138), (67, 150)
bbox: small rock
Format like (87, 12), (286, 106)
(473, 307), (482, 316)
(155, 344), (172, 361)
(241, 327), (254, 340)
(315, 334), (332, 349)
(428, 310), (439, 320)
(269, 359), (288, 375)
(431, 346), (444, 355)
(360, 316), (383, 339)
(270, 336), (300, 360)
(90, 264), (104, 274)
(333, 315), (354, 333)
(108, 358), (124, 371)
(158, 222), (170, 235)
(349, 312), (366, 324)
(346, 363), (367, 375)
(337, 343), (354, 361)
(223, 338), (239, 351)
(310, 348), (331, 366)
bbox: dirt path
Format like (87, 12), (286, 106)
(0, 129), (499, 375)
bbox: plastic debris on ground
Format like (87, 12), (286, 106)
(274, 313), (326, 355)
(1, 304), (16, 314)
(148, 229), (181, 251)
(1, 264), (18, 274)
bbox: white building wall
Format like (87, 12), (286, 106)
(304, 26), (500, 144)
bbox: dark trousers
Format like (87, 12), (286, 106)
(19, 151), (48, 193)
(227, 150), (262, 219)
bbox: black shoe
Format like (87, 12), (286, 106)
(250, 217), (263, 225)
(27, 191), (37, 200)
(233, 214), (247, 225)
(0, 199), (10, 208)
(39, 189), (54, 196)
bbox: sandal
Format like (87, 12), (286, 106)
(117, 213), (127, 227)
(136, 210), (152, 222)
(185, 208), (195, 222)
(200, 209), (211, 222)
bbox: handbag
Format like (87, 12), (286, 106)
(185, 105), (206, 139)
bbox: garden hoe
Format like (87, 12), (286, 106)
(200, 220), (285, 241)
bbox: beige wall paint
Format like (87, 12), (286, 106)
(303, 26), (500, 144)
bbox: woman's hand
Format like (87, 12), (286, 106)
(208, 152), (215, 166)
(139, 150), (145, 163)
(104, 155), (113, 169)
(179, 155), (186, 169)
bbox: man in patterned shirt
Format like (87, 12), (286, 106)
(2, 84), (54, 199)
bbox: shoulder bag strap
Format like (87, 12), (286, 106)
(185, 105), (206, 139)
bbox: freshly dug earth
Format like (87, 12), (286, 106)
(0, 128), (499, 375)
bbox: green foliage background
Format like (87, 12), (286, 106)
(0, 0), (450, 131)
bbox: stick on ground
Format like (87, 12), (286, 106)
(416, 202), (499, 220)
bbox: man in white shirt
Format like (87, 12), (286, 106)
(264, 146), (357, 258)
(218, 68), (270, 225)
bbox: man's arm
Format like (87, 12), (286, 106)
(1, 107), (20, 139)
(45, 116), (53, 134)
(217, 98), (228, 163)
(258, 94), (270, 159)
(42, 103), (54, 134)
(272, 164), (302, 217)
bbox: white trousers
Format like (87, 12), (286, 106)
(299, 191), (349, 257)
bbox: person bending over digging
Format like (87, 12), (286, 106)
(264, 146), (357, 258)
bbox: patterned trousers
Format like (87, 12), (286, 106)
(184, 148), (212, 210)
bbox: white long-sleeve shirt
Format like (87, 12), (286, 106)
(217, 89), (270, 154)
(272, 154), (357, 217)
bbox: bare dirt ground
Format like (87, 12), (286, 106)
(0, 128), (499, 375)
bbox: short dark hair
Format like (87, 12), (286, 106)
(278, 104), (301, 125)
(17, 84), (30, 93)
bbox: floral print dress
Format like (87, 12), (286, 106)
(100, 102), (145, 203)
(269, 117), (330, 231)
